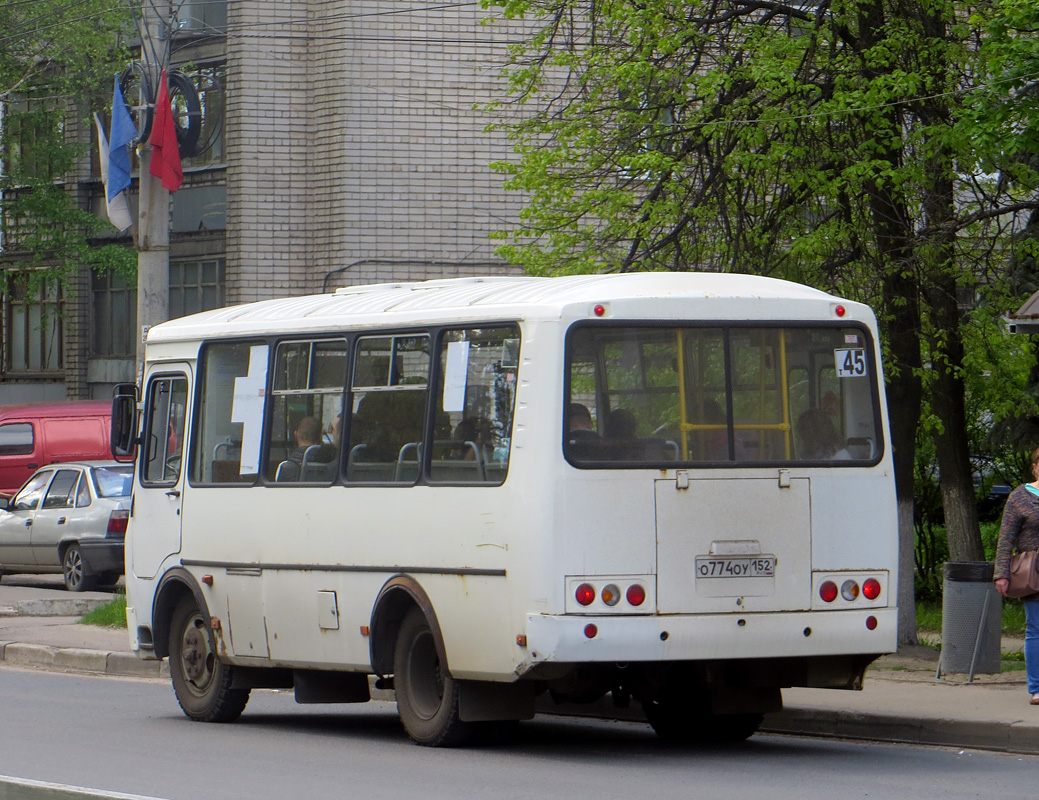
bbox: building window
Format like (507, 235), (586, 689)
(92, 270), (136, 358)
(182, 63), (226, 168)
(5, 275), (62, 373)
(169, 257), (225, 319)
(2, 99), (62, 180)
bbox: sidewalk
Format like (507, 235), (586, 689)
(2, 577), (1038, 755)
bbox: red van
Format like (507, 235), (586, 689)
(0, 401), (112, 498)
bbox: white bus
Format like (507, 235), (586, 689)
(111, 272), (897, 746)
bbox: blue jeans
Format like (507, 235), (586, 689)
(1026, 597), (1039, 695)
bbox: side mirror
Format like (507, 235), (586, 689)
(111, 383), (140, 460)
(0, 497), (9, 512)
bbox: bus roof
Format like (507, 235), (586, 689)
(145, 272), (859, 344)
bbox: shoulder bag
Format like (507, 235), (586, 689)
(1006, 550), (1039, 598)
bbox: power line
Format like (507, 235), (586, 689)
(0, 2), (129, 47)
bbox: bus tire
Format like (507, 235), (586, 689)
(169, 594), (250, 723)
(644, 697), (762, 744)
(394, 607), (474, 747)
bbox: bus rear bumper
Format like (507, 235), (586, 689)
(523, 607), (898, 666)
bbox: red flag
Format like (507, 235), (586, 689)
(149, 69), (183, 192)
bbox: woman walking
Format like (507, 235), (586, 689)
(994, 446), (1039, 705)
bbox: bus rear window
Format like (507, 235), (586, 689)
(566, 325), (881, 467)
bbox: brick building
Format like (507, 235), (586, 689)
(0, 0), (529, 403)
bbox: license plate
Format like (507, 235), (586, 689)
(695, 556), (776, 578)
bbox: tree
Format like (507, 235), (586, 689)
(486, 0), (1039, 644)
(0, 0), (137, 297)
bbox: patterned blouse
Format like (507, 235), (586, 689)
(994, 484), (1039, 582)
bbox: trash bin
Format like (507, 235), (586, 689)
(938, 561), (1002, 678)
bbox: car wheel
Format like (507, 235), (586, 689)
(394, 607), (474, 747)
(62, 545), (97, 592)
(168, 594), (250, 723)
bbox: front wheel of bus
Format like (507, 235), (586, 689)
(169, 595), (250, 723)
(394, 607), (475, 747)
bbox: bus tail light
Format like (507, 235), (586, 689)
(107, 509), (129, 536)
(819, 580), (838, 603)
(862, 578), (881, 600)
(840, 580), (859, 601)
(568, 576), (654, 613)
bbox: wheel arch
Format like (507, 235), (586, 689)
(152, 567), (210, 659)
(56, 538), (78, 559)
(369, 575), (447, 677)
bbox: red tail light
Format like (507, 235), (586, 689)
(575, 583), (596, 606)
(107, 509), (129, 535)
(819, 580), (838, 603)
(626, 584), (646, 606)
(862, 578), (881, 600)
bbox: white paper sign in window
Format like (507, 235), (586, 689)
(232, 345), (268, 473)
(443, 340), (471, 413)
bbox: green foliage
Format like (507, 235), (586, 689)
(485, 0), (1039, 290)
(77, 592), (127, 628)
(916, 598), (1026, 636)
(0, 0), (137, 285)
(486, 0), (1039, 605)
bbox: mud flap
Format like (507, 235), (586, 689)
(458, 679), (536, 722)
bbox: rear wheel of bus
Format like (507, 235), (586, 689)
(643, 695), (763, 744)
(169, 594), (250, 723)
(394, 607), (475, 747)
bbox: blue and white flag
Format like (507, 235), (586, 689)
(108, 75), (135, 202)
(93, 112), (133, 232)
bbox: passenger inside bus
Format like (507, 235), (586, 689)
(796, 408), (852, 460)
(602, 408), (640, 460)
(275, 416), (322, 481)
(567, 403), (599, 443)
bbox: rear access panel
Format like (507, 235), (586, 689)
(655, 475), (811, 614)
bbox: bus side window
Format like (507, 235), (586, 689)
(264, 339), (347, 484)
(143, 375), (188, 485)
(431, 326), (519, 485)
(191, 342), (268, 484)
(346, 335), (430, 484)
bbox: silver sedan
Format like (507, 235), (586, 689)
(0, 461), (133, 591)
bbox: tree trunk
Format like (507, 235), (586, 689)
(927, 277), (985, 562)
(857, 0), (923, 647)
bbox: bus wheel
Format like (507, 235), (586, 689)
(645, 697), (763, 744)
(169, 594), (250, 723)
(711, 713), (763, 743)
(394, 607), (475, 746)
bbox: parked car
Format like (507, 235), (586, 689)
(0, 401), (113, 498)
(0, 461), (132, 591)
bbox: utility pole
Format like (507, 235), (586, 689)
(135, 3), (170, 380)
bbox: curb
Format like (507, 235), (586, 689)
(760, 707), (1039, 755)
(0, 598), (111, 618)
(0, 641), (168, 679)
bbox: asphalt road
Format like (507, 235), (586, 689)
(1, 667), (1037, 800)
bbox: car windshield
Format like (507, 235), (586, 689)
(92, 465), (134, 498)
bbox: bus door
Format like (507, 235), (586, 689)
(132, 369), (190, 579)
(654, 475), (812, 614)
